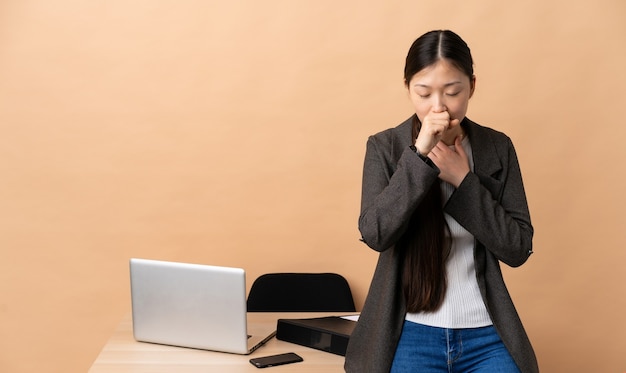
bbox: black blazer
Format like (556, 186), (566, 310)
(345, 116), (538, 373)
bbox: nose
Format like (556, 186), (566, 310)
(432, 95), (447, 112)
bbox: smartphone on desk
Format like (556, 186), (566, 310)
(250, 352), (303, 368)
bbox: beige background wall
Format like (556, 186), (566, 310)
(1, 1), (625, 372)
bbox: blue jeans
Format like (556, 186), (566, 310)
(391, 321), (520, 373)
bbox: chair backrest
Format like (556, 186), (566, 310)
(247, 273), (356, 312)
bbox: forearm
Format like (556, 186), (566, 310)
(359, 146), (439, 252)
(445, 171), (533, 267)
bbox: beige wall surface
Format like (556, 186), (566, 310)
(1, 1), (625, 372)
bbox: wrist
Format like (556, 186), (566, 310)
(413, 142), (430, 156)
(409, 145), (430, 163)
(453, 171), (470, 188)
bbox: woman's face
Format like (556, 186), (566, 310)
(407, 59), (475, 133)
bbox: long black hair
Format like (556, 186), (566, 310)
(400, 30), (474, 313)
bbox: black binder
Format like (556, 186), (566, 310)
(276, 316), (357, 356)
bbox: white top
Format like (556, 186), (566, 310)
(405, 137), (493, 329)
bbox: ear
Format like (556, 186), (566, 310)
(469, 75), (476, 98)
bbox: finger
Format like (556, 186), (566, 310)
(428, 114), (451, 126)
(430, 142), (448, 157)
(430, 120), (449, 132)
(455, 135), (463, 147)
(455, 136), (468, 153)
(452, 137), (463, 155)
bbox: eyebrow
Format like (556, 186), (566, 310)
(412, 81), (463, 88)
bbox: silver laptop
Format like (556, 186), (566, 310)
(129, 258), (276, 354)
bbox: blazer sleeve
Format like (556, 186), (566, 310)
(358, 133), (439, 252)
(445, 136), (533, 267)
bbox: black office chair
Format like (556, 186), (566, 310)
(247, 273), (356, 312)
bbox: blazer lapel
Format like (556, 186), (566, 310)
(464, 119), (504, 200)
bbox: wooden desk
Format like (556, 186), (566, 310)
(89, 312), (354, 372)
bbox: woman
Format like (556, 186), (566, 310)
(344, 30), (539, 372)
